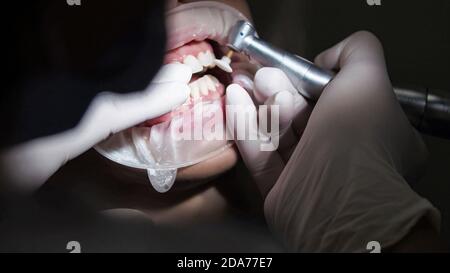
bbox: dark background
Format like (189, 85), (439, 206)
(249, 0), (450, 90)
(248, 0), (450, 247)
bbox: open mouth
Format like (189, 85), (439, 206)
(141, 1), (248, 127)
(94, 1), (250, 175)
(142, 40), (231, 127)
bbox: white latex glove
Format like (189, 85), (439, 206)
(226, 31), (440, 252)
(1, 63), (192, 192)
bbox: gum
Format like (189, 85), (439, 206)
(142, 82), (225, 127)
(164, 40), (214, 64)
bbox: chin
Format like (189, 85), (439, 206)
(176, 144), (238, 182)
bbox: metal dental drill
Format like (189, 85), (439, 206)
(227, 20), (334, 100)
(227, 20), (450, 139)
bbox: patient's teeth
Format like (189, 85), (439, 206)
(205, 51), (216, 68)
(183, 55), (203, 73)
(198, 51), (213, 68)
(209, 75), (220, 86)
(204, 75), (217, 92)
(189, 81), (200, 99)
(199, 77), (209, 95)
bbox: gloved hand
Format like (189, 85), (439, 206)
(1, 63), (192, 192)
(226, 31), (440, 252)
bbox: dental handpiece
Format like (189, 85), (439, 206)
(227, 20), (335, 100)
(227, 20), (450, 139)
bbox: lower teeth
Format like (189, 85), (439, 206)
(189, 74), (220, 98)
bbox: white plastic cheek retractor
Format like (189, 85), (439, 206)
(94, 98), (232, 194)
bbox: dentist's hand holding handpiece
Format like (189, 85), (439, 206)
(226, 31), (441, 252)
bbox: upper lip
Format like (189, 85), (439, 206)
(165, 1), (248, 51)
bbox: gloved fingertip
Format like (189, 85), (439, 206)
(232, 72), (254, 91)
(226, 83), (245, 93)
(170, 82), (190, 105)
(314, 50), (337, 71)
(274, 90), (294, 105)
(152, 63), (192, 84)
(254, 68), (279, 102)
(254, 67), (279, 81)
(144, 81), (190, 110)
(313, 53), (325, 67)
(254, 67), (297, 103)
(272, 91), (295, 128)
(226, 83), (253, 106)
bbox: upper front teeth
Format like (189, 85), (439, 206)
(197, 51), (215, 68)
(183, 51), (231, 74)
(183, 55), (203, 74)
